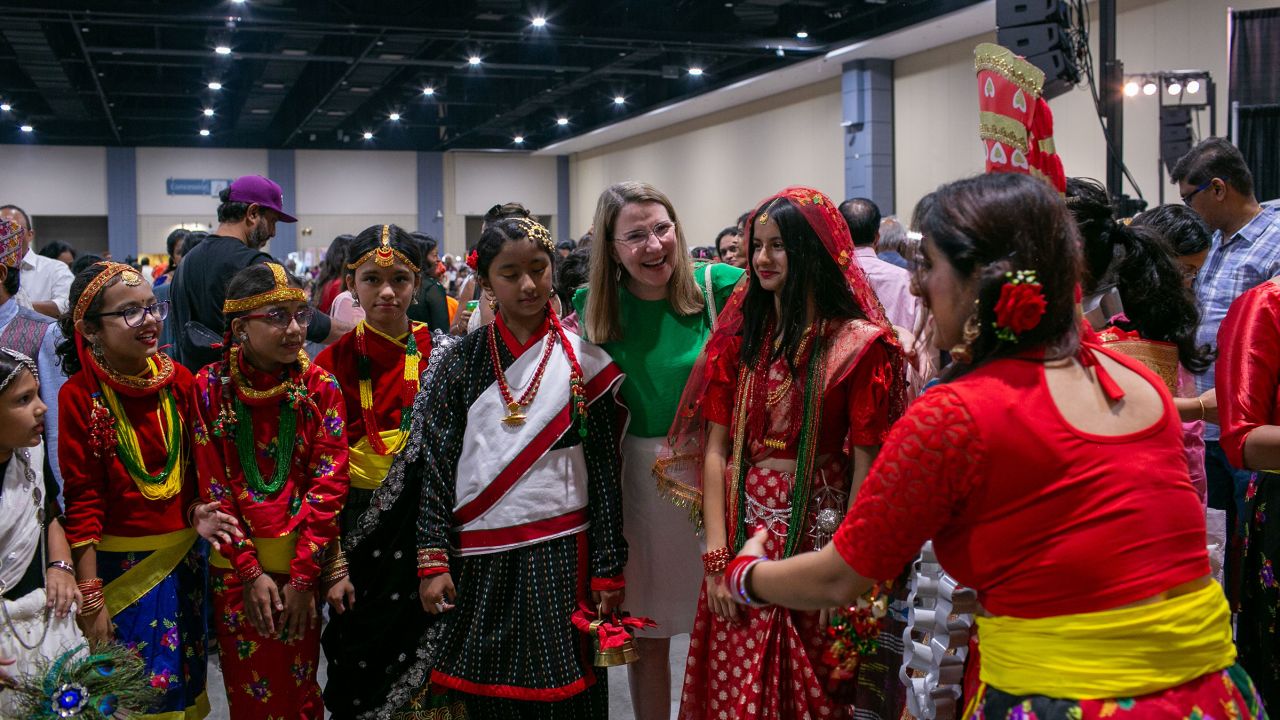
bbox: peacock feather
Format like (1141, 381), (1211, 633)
(8, 643), (160, 719)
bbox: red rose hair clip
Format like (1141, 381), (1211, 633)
(465, 249), (479, 271)
(992, 269), (1046, 343)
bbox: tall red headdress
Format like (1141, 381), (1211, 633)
(975, 42), (1066, 193)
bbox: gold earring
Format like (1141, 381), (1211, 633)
(489, 298), (498, 312)
(950, 312), (981, 364)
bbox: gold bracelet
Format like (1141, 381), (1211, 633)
(1198, 397), (1207, 421)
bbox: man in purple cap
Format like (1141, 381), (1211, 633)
(170, 175), (350, 369)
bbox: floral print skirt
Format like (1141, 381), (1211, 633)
(1239, 470), (1280, 710)
(98, 546), (209, 716)
(211, 568), (322, 719)
(971, 665), (1265, 720)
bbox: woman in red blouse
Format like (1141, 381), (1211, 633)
(313, 224), (438, 718)
(193, 262), (349, 719)
(1216, 274), (1280, 708)
(664, 186), (906, 720)
(724, 174), (1262, 720)
(58, 261), (211, 717)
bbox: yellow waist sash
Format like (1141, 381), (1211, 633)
(348, 430), (403, 491)
(208, 533), (298, 576)
(977, 581), (1235, 699)
(98, 528), (197, 617)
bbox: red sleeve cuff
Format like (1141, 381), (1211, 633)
(417, 566), (450, 579)
(590, 575), (625, 592)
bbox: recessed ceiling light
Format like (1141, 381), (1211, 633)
(556, 117), (569, 126)
(468, 55), (482, 66)
(514, 135), (525, 143)
(215, 45), (232, 55)
(203, 108), (214, 116)
(363, 131), (373, 140)
(389, 112), (401, 121)
(199, 128), (211, 136)
(614, 96), (625, 105)
(208, 81), (222, 90)
(688, 67), (704, 76)
(531, 16), (547, 27)
(795, 30), (809, 39)
(231, 0), (246, 4)
(0, 104), (10, 112)
(423, 86), (435, 96)
(19, 125), (32, 133)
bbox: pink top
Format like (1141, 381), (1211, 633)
(854, 246), (918, 332)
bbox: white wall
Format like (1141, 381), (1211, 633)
(135, 147), (267, 216)
(893, 0), (1271, 222)
(570, 79), (845, 250)
(0, 145), (107, 216)
(293, 149), (419, 255)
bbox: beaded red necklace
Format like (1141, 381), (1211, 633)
(488, 309), (588, 434)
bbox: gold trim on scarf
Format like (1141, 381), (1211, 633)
(100, 529), (197, 617)
(208, 532), (298, 575)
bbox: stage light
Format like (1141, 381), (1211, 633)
(1167, 81), (1182, 95)
(1142, 81), (1158, 96)
(1123, 81), (1139, 97)
(1186, 79), (1201, 94)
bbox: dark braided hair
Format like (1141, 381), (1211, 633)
(56, 263), (119, 376)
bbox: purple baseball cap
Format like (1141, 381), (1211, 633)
(226, 175), (297, 223)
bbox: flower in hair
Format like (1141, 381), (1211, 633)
(466, 249), (479, 271)
(992, 269), (1046, 343)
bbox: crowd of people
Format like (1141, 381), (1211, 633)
(0, 109), (1278, 720)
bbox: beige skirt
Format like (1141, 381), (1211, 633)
(0, 588), (86, 717)
(621, 435), (703, 638)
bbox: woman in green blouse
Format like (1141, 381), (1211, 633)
(574, 181), (742, 720)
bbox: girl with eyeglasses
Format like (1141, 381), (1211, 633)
(312, 225), (445, 719)
(192, 263), (350, 719)
(56, 261), (219, 718)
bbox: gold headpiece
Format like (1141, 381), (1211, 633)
(515, 217), (555, 255)
(223, 263), (307, 314)
(346, 224), (422, 273)
(74, 262), (145, 325)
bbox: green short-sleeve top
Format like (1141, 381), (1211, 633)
(573, 262), (744, 438)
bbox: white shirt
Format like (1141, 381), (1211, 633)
(854, 246), (919, 333)
(16, 249), (74, 314)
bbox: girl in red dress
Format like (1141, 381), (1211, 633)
(193, 262), (349, 719)
(665, 186), (906, 720)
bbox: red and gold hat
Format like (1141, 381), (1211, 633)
(976, 42), (1044, 176)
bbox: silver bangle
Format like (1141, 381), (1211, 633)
(46, 560), (75, 576)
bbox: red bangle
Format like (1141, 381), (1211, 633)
(417, 566), (450, 579)
(590, 575), (625, 592)
(289, 576), (315, 594)
(238, 563), (264, 584)
(702, 547), (731, 576)
(725, 554), (769, 608)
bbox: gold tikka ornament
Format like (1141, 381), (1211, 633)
(346, 224), (422, 273)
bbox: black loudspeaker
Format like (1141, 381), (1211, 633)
(1160, 106), (1195, 174)
(997, 0), (1080, 100)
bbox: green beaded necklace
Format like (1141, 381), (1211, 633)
(233, 396), (298, 495)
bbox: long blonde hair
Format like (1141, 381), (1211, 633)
(585, 181), (703, 343)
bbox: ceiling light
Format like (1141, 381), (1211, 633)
(19, 125), (32, 133)
(1167, 81), (1182, 95)
(215, 45), (232, 55)
(514, 135), (525, 143)
(531, 16), (547, 28)
(1186, 79), (1201, 94)
(231, 0), (246, 4)
(1142, 81), (1158, 96)
(1123, 81), (1139, 97)
(389, 112), (401, 121)
(468, 55), (482, 66)
(0, 103), (9, 112)
(203, 108), (214, 116)
(199, 128), (211, 136)
(423, 86), (435, 96)
(614, 95), (625, 105)
(795, 30), (809, 39)
(363, 131), (373, 140)
(208, 81), (222, 90)
(688, 67), (704, 76)
(556, 117), (569, 126)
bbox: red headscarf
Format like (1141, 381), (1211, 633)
(656, 186), (907, 527)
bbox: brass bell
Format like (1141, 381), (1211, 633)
(589, 620), (640, 667)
